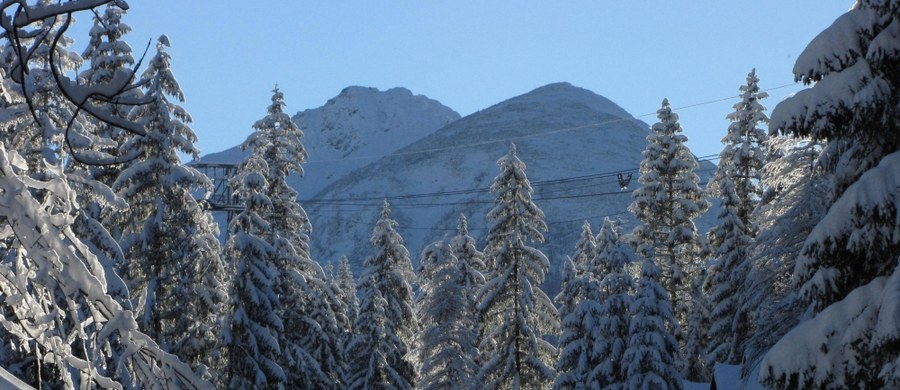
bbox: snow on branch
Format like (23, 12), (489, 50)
(0, 143), (211, 389)
(0, 0), (156, 166)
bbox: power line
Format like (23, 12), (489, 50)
(303, 157), (719, 206)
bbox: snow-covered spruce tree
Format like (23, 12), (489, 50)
(345, 287), (413, 390)
(623, 257), (683, 390)
(346, 199), (417, 388)
(337, 255), (360, 332)
(63, 5), (134, 313)
(106, 36), (228, 375)
(702, 69), (768, 369)
(243, 86), (343, 388)
(449, 214), (487, 317)
(571, 220), (596, 269)
(69, 7), (136, 293)
(760, 2), (900, 388)
(416, 241), (481, 390)
(704, 175), (751, 367)
(742, 137), (828, 371)
(225, 154), (285, 389)
(709, 68), (768, 238)
(683, 269), (711, 382)
(554, 256), (579, 330)
(553, 257), (595, 390)
(478, 143), (558, 389)
(590, 217), (635, 388)
(553, 221), (595, 329)
(75, 3), (135, 189)
(628, 99), (708, 357)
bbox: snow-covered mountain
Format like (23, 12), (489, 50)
(303, 82), (717, 294)
(198, 86), (460, 198)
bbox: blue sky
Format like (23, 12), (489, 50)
(78, 1), (848, 161)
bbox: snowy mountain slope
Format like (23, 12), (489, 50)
(304, 82), (717, 294)
(197, 86), (460, 198)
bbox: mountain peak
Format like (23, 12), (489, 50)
(499, 82), (637, 121)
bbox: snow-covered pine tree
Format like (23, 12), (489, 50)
(345, 287), (413, 390)
(590, 218), (635, 388)
(554, 256), (579, 329)
(742, 136), (828, 371)
(478, 143), (559, 389)
(416, 241), (481, 390)
(449, 214), (486, 317)
(553, 221), (595, 330)
(628, 99), (708, 360)
(623, 257), (683, 390)
(106, 37), (229, 376)
(337, 255), (360, 331)
(709, 69), (768, 238)
(571, 220), (596, 269)
(346, 199), (417, 388)
(225, 154), (285, 389)
(76, 3), (135, 189)
(242, 86), (344, 387)
(683, 269), (711, 382)
(760, 2), (900, 387)
(61, 5), (135, 314)
(553, 257), (595, 390)
(702, 69), (768, 370)
(68, 7), (136, 293)
(704, 175), (751, 366)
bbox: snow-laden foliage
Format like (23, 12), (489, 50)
(0, 144), (211, 389)
(336, 255), (360, 331)
(623, 257), (683, 390)
(64, 5), (135, 320)
(553, 257), (595, 390)
(761, 150), (900, 388)
(345, 288), (414, 390)
(769, 0), (899, 204)
(709, 68), (768, 235)
(555, 218), (635, 390)
(81, 5), (134, 86)
(416, 241), (481, 390)
(760, 3), (900, 385)
(347, 200), (417, 388)
(106, 37), (228, 376)
(553, 221), (594, 327)
(0, 5), (82, 173)
(571, 221), (596, 269)
(769, 0), (900, 319)
(74, 3), (136, 189)
(590, 218), (635, 388)
(705, 175), (752, 365)
(554, 257), (579, 331)
(761, 257), (900, 389)
(478, 143), (558, 390)
(683, 269), (711, 383)
(225, 155), (285, 389)
(628, 99), (708, 356)
(240, 86), (344, 388)
(703, 72), (768, 370)
(448, 214), (486, 321)
(742, 136), (829, 373)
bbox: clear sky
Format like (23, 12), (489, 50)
(78, 1), (849, 161)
